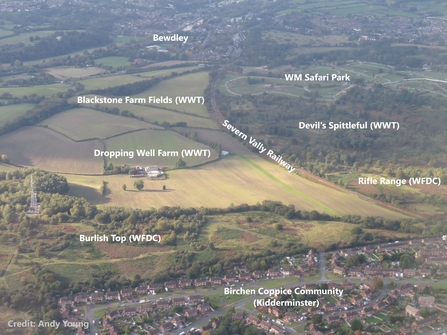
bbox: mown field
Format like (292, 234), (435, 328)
(64, 153), (407, 218)
(0, 127), (103, 174)
(45, 66), (106, 80)
(39, 108), (160, 141)
(103, 128), (218, 167)
(77, 65), (200, 90)
(133, 71), (210, 117)
(0, 103), (35, 127)
(95, 56), (130, 67)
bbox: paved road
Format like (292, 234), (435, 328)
(319, 252), (327, 282)
(84, 266), (446, 334)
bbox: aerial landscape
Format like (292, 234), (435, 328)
(1, 0), (447, 335)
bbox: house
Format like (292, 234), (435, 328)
(105, 291), (120, 301)
(337, 299), (351, 309)
(139, 304), (154, 313)
(362, 289), (373, 298)
(198, 303), (211, 313)
(283, 311), (299, 323)
(270, 324), (285, 334)
(156, 299), (170, 309)
(185, 308), (198, 318)
(120, 288), (133, 299)
(164, 280), (178, 290)
(351, 295), (363, 306)
(106, 310), (120, 321)
(268, 306), (282, 318)
(59, 297), (72, 306)
(405, 305), (420, 317)
(135, 284), (147, 295)
(326, 315), (342, 324)
(232, 312), (244, 321)
(418, 295), (435, 308)
(349, 267), (363, 277)
(361, 306), (374, 317)
(123, 307), (137, 316)
(246, 315), (260, 325)
(252, 270), (264, 279)
(413, 316), (437, 329)
(259, 321), (271, 331)
(74, 295), (88, 304)
(194, 278), (208, 287)
(239, 273), (252, 281)
(210, 277), (222, 285)
(323, 302), (337, 311)
(225, 274), (238, 283)
(172, 316), (186, 327)
(361, 282), (375, 291)
(159, 322), (174, 333)
(333, 266), (345, 276)
(403, 269), (417, 277)
(179, 278), (193, 288)
(188, 295), (202, 303)
(344, 311), (357, 322)
(400, 326), (412, 335)
(90, 293), (104, 303)
(267, 268), (282, 278)
(419, 269), (432, 277)
(341, 282), (355, 290)
(374, 301), (387, 311)
(147, 283), (163, 292)
(172, 297), (187, 306)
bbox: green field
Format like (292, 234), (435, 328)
(46, 66), (106, 80)
(0, 126), (103, 174)
(77, 66), (200, 90)
(74, 97), (218, 129)
(64, 153), (408, 218)
(0, 83), (69, 98)
(39, 108), (160, 141)
(0, 103), (35, 127)
(133, 71), (210, 118)
(0, 30), (59, 47)
(95, 56), (130, 67)
(103, 128), (218, 167)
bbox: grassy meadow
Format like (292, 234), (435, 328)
(0, 103), (35, 127)
(64, 153), (408, 218)
(39, 108), (159, 141)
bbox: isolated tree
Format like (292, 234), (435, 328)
(122, 184), (127, 191)
(162, 185), (166, 190)
(175, 158), (187, 169)
(134, 180), (144, 191)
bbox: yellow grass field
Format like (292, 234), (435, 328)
(39, 108), (161, 141)
(64, 154), (407, 218)
(0, 127), (103, 174)
(46, 66), (106, 80)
